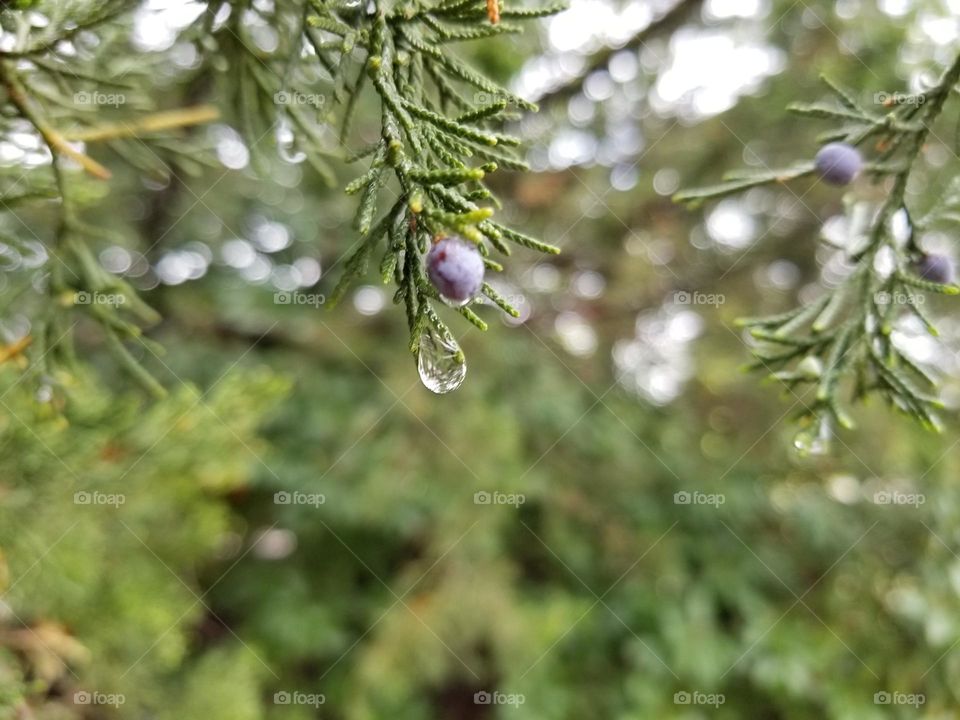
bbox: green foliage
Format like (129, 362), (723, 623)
(676, 61), (960, 440)
(159, 648), (265, 720)
(0, 0), (564, 400)
(0, 1), (220, 400)
(2, 2), (960, 719)
(0, 365), (289, 718)
(151, 333), (960, 718)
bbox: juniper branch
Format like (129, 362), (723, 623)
(0, 0), (565, 399)
(296, 0), (565, 364)
(678, 53), (960, 439)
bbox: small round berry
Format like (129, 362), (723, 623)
(426, 236), (484, 305)
(814, 142), (862, 186)
(915, 253), (954, 284)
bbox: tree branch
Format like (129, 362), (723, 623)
(536, 0), (704, 104)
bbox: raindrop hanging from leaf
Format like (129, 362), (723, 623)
(418, 330), (467, 394)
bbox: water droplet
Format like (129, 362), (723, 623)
(278, 143), (306, 164)
(418, 330), (466, 394)
(438, 293), (473, 309)
(793, 417), (832, 457)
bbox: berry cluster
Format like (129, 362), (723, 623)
(675, 61), (960, 437)
(813, 142), (954, 287)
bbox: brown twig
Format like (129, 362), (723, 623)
(63, 105), (221, 143)
(0, 61), (111, 180)
(536, 0), (704, 105)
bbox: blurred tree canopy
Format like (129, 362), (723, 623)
(2, 0), (960, 719)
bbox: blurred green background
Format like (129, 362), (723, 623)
(2, 0), (960, 717)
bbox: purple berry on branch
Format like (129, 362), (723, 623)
(426, 235), (484, 305)
(814, 142), (862, 186)
(915, 253), (954, 284)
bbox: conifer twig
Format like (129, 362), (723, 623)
(63, 105), (221, 142)
(677, 53), (960, 437)
(0, 62), (111, 180)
